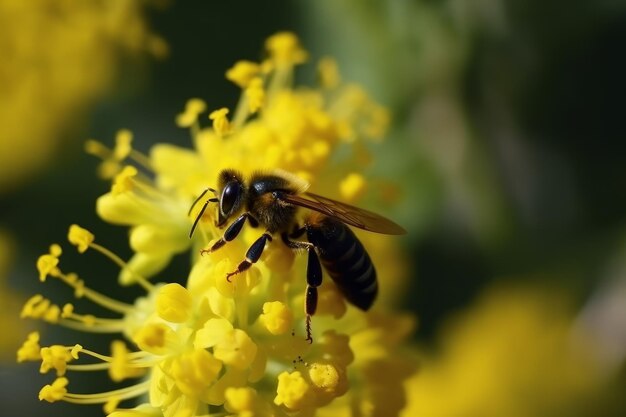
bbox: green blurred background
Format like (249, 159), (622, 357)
(2, 0), (626, 416)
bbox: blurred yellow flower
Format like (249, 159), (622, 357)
(0, 0), (166, 192)
(402, 284), (607, 417)
(19, 33), (416, 417)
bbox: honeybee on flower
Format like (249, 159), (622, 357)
(19, 32), (416, 417)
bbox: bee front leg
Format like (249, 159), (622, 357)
(281, 233), (322, 343)
(200, 212), (251, 256)
(225, 232), (273, 282)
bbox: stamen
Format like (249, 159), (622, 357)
(232, 93), (251, 129)
(62, 380), (150, 404)
(132, 173), (173, 202)
(88, 242), (154, 291)
(77, 347), (151, 363)
(66, 363), (111, 371)
(84, 140), (111, 160)
(209, 108), (232, 137)
(56, 272), (132, 314)
(129, 150), (153, 172)
(58, 317), (126, 333)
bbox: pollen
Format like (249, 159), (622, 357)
(209, 107), (231, 137)
(274, 371), (313, 411)
(68, 224), (95, 253)
(61, 303), (74, 318)
(70, 344), (82, 359)
(156, 283), (193, 323)
(259, 301), (293, 335)
(39, 377), (68, 403)
(308, 362), (346, 396)
(40, 345), (75, 376)
(37, 244), (62, 281)
(226, 60), (261, 88)
(265, 32), (308, 67)
(21, 295), (61, 323)
(17, 331), (42, 362)
(176, 98), (207, 128)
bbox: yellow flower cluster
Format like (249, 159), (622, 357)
(402, 285), (607, 417)
(19, 32), (415, 417)
(0, 0), (166, 192)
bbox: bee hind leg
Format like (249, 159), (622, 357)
(281, 232), (322, 343)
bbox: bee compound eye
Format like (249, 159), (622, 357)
(220, 181), (242, 216)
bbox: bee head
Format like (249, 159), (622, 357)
(217, 169), (245, 227)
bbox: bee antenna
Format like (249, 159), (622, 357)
(188, 188), (219, 238)
(188, 188), (210, 216)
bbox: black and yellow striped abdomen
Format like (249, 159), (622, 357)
(306, 216), (378, 310)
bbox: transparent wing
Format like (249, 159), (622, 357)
(279, 192), (406, 235)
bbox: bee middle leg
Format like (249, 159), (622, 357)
(281, 232), (322, 343)
(225, 231), (273, 282)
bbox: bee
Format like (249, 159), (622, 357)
(189, 169), (406, 342)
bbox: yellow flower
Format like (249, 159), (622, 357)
(19, 32), (415, 417)
(402, 285), (608, 417)
(92, 144), (191, 283)
(0, 1), (165, 192)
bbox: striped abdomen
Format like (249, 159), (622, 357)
(306, 216), (378, 310)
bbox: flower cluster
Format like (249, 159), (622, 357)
(401, 285), (607, 417)
(0, 0), (166, 192)
(19, 32), (416, 417)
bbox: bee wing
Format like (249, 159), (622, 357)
(279, 192), (406, 235)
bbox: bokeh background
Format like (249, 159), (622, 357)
(2, 0), (626, 416)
